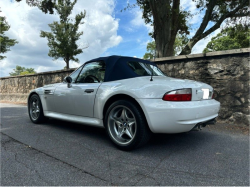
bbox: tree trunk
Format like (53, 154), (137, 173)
(179, 40), (196, 55)
(64, 57), (70, 69)
(149, 0), (180, 58)
(66, 61), (69, 69)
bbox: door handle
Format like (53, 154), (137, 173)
(85, 89), (94, 93)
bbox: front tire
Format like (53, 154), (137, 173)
(28, 94), (46, 124)
(104, 100), (151, 150)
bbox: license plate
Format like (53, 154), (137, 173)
(202, 89), (209, 99)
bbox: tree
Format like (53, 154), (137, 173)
(203, 24), (250, 53)
(180, 0), (249, 55)
(9, 65), (36, 76)
(131, 0), (249, 57)
(143, 41), (156, 60)
(0, 16), (18, 60)
(143, 34), (188, 60)
(15, 0), (56, 14)
(40, 0), (86, 69)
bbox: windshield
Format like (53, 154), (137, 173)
(127, 61), (166, 76)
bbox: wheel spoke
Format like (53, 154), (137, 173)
(110, 116), (122, 126)
(33, 111), (37, 118)
(120, 109), (126, 120)
(128, 121), (135, 127)
(36, 105), (40, 113)
(125, 128), (133, 139)
(118, 127), (125, 138)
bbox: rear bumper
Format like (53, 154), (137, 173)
(136, 99), (220, 133)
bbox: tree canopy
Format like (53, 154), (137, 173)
(203, 25), (250, 53)
(15, 0), (56, 14)
(134, 0), (249, 57)
(9, 65), (36, 76)
(143, 41), (156, 60)
(40, 0), (86, 69)
(0, 16), (18, 60)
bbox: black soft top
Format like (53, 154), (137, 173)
(85, 55), (156, 82)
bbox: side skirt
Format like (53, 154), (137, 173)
(44, 111), (104, 128)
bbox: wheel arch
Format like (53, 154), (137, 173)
(27, 91), (40, 103)
(102, 94), (150, 131)
(27, 91), (45, 113)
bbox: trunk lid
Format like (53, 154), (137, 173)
(133, 76), (213, 100)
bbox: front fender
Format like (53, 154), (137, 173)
(27, 88), (44, 103)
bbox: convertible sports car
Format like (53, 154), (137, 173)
(28, 56), (220, 150)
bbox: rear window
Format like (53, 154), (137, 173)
(127, 61), (166, 76)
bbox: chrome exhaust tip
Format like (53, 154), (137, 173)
(191, 118), (217, 131)
(192, 123), (203, 131)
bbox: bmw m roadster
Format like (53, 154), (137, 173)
(28, 56), (220, 150)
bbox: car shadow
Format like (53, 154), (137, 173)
(43, 118), (216, 152)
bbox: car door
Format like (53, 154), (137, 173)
(52, 61), (106, 117)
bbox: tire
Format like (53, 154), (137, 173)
(28, 94), (46, 124)
(104, 100), (151, 151)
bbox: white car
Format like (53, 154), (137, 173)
(28, 56), (220, 150)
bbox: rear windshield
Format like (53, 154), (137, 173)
(127, 61), (166, 76)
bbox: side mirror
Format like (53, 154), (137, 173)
(65, 76), (72, 83)
(65, 76), (72, 88)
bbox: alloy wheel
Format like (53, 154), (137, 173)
(107, 105), (137, 145)
(29, 97), (40, 121)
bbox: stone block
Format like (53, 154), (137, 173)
(228, 112), (249, 126)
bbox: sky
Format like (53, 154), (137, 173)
(0, 0), (221, 77)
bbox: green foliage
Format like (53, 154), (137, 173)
(40, 0), (86, 69)
(0, 16), (18, 60)
(174, 34), (189, 55)
(203, 25), (250, 53)
(143, 41), (156, 60)
(15, 0), (56, 14)
(143, 34), (189, 60)
(9, 65), (36, 76)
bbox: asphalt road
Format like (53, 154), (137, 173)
(0, 103), (249, 186)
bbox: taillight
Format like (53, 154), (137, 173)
(163, 88), (192, 101)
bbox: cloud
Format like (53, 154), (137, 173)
(180, 0), (205, 28)
(0, 0), (122, 77)
(130, 9), (153, 32)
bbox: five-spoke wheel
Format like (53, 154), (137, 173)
(108, 106), (137, 145)
(28, 94), (46, 123)
(105, 100), (151, 150)
(30, 98), (40, 120)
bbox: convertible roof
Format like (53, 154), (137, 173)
(85, 55), (156, 82)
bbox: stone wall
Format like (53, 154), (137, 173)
(155, 48), (250, 126)
(0, 68), (75, 103)
(0, 48), (249, 125)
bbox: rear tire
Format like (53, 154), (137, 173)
(28, 94), (46, 124)
(104, 100), (151, 151)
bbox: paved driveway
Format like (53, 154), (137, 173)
(0, 103), (249, 186)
